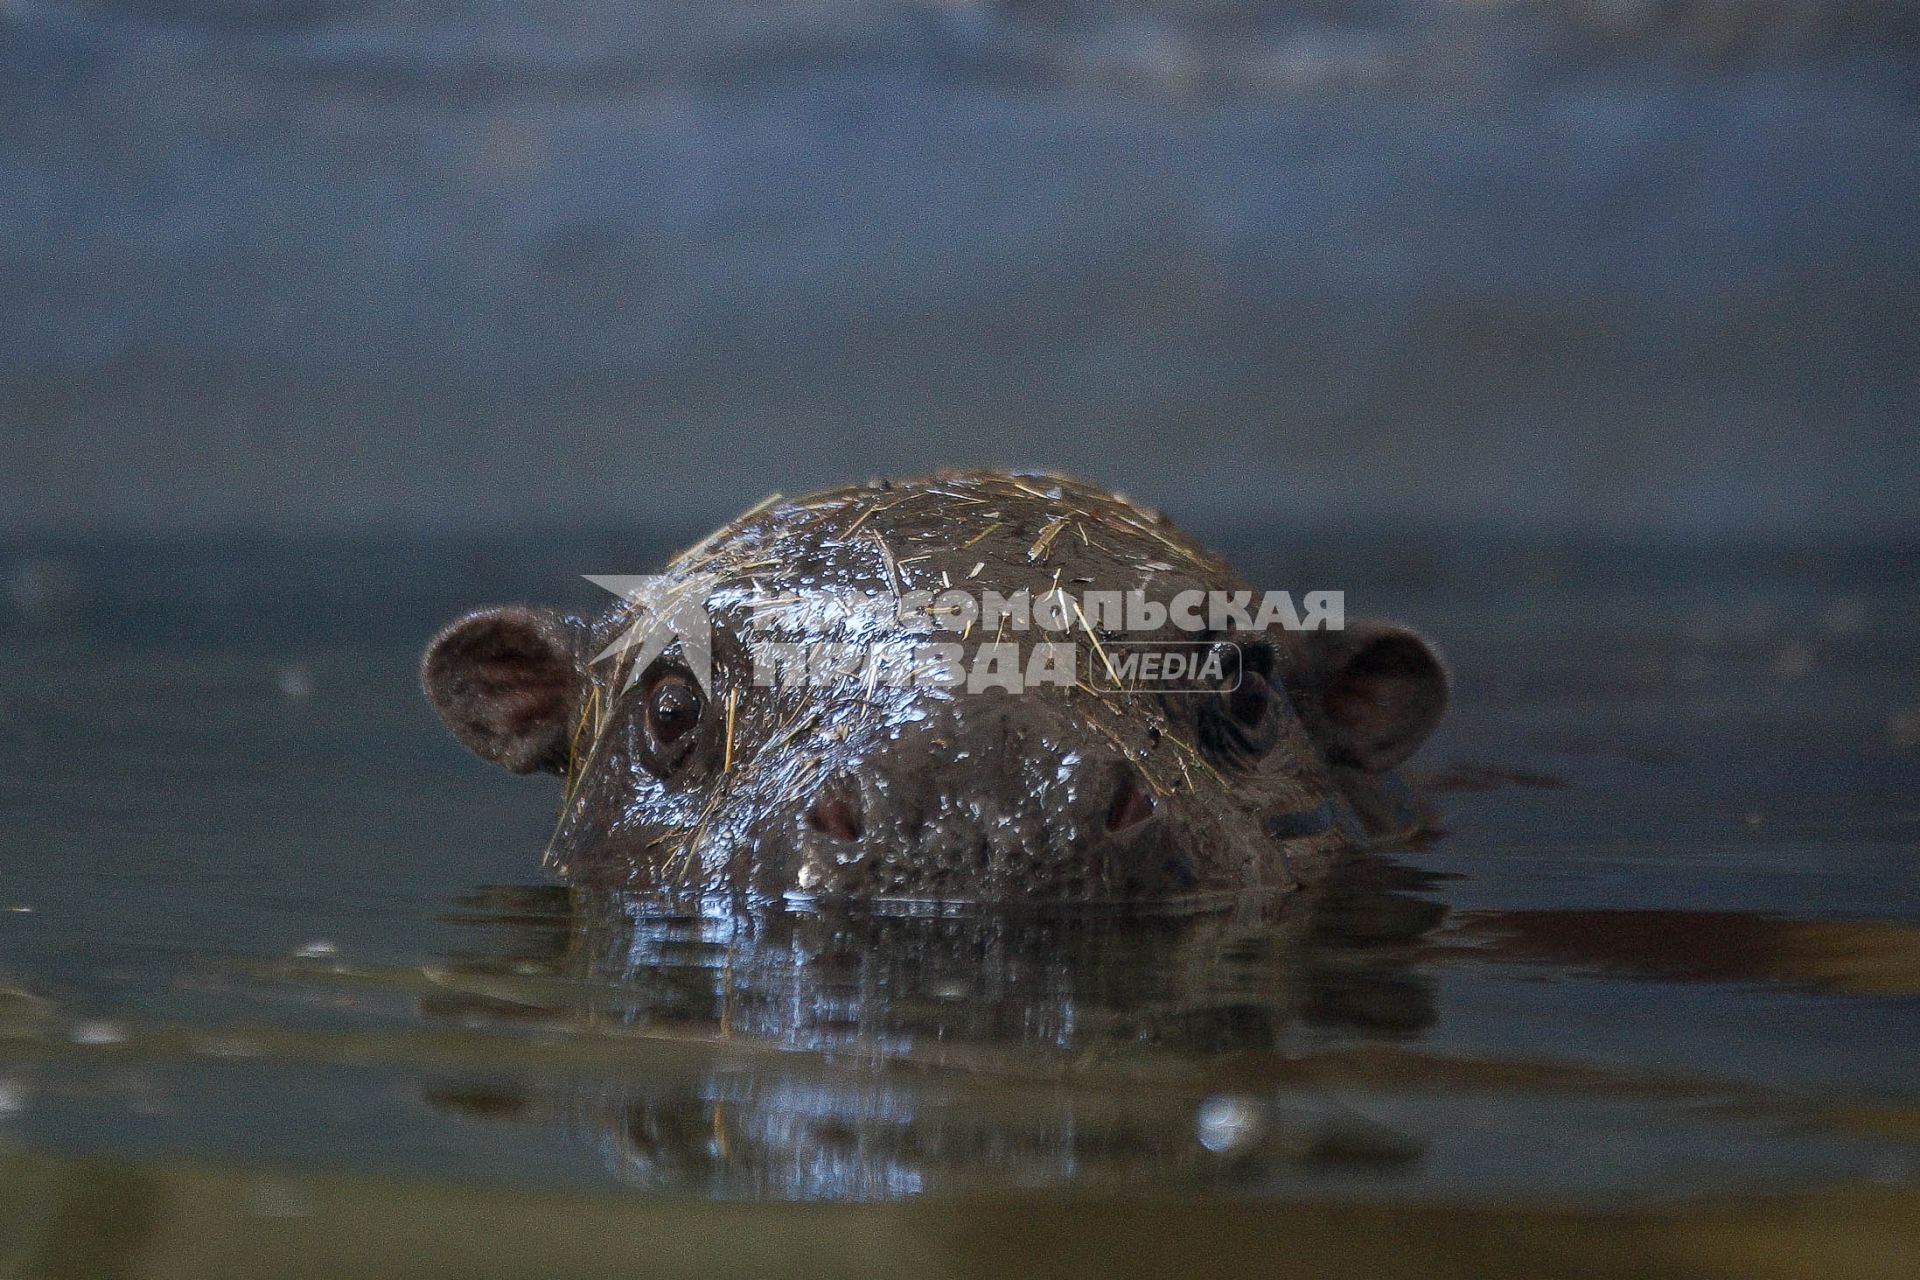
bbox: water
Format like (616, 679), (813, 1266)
(0, 534), (1917, 1273)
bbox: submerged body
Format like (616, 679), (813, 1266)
(423, 470), (1447, 902)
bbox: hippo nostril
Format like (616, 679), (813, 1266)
(1105, 770), (1156, 833)
(808, 791), (864, 842)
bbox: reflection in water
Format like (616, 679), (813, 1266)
(418, 862), (1447, 1197)
(8, 858), (1915, 1206)
(1445, 909), (1920, 997)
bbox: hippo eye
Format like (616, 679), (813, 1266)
(646, 674), (703, 746)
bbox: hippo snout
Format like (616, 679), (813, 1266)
(778, 714), (1187, 901)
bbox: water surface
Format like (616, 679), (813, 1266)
(0, 536), (1916, 1274)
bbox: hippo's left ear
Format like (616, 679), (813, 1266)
(421, 606), (585, 776)
(1302, 622), (1449, 772)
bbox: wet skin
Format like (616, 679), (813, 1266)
(422, 470), (1448, 901)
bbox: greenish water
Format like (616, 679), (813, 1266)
(0, 537), (1916, 1274)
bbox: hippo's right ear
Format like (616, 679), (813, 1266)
(1302, 622), (1449, 772)
(421, 606), (584, 776)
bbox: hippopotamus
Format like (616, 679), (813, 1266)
(422, 469), (1447, 902)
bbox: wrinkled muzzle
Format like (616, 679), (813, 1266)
(761, 696), (1190, 902)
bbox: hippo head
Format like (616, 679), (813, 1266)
(422, 472), (1447, 903)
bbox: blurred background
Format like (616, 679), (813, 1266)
(3, 0), (1916, 545)
(2, 5), (1920, 1244)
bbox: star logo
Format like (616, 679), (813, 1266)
(583, 572), (724, 694)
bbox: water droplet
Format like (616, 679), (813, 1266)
(294, 940), (337, 959)
(277, 664), (315, 699)
(71, 1020), (127, 1046)
(1196, 1093), (1265, 1155)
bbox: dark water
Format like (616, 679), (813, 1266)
(1, 535), (1917, 1275)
